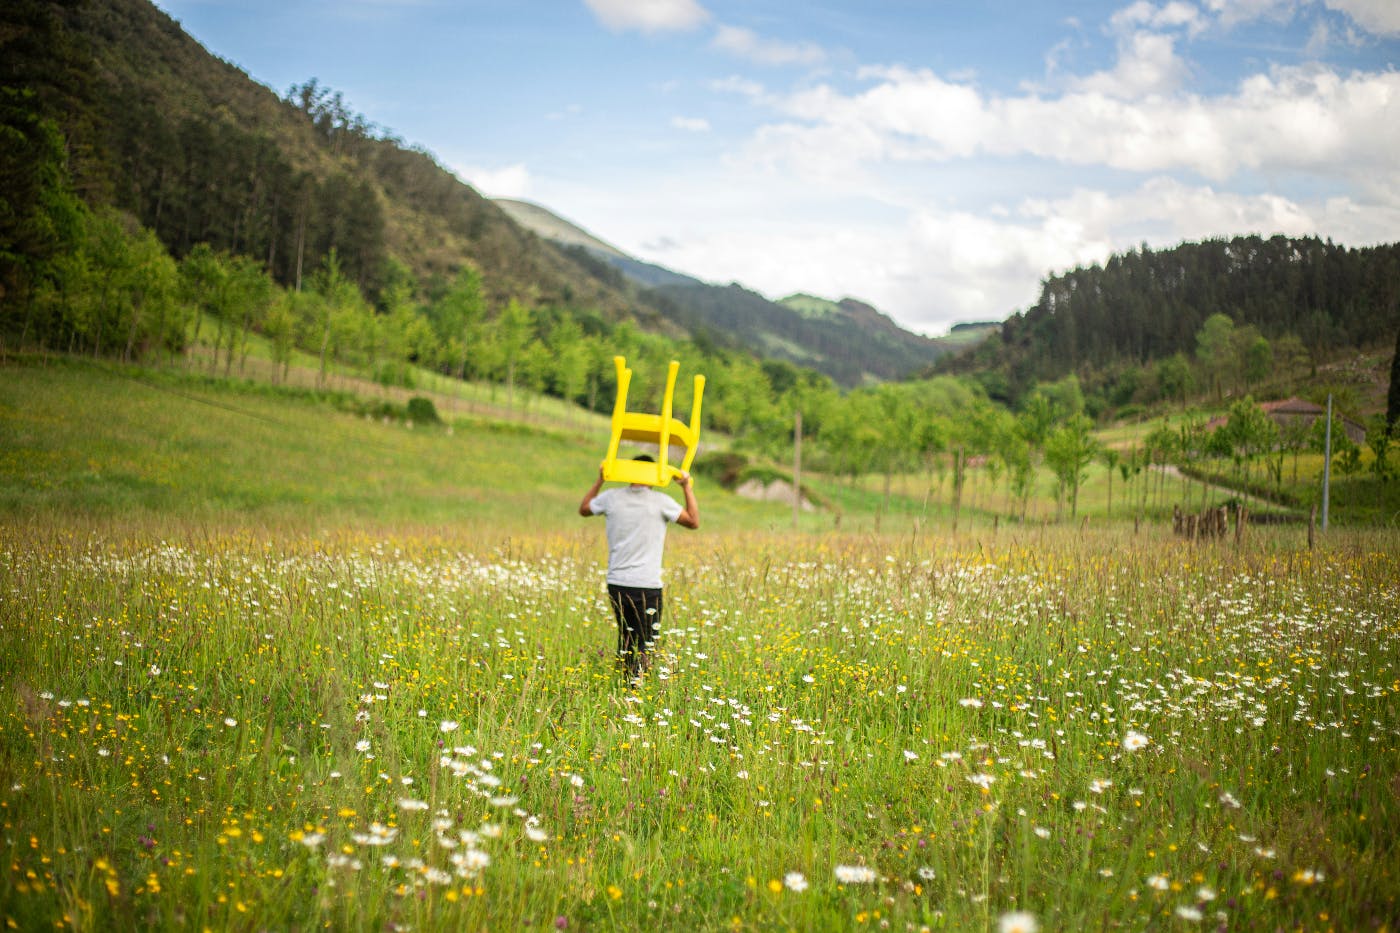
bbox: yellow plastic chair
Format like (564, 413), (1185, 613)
(601, 356), (705, 488)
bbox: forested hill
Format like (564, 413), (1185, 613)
(3, 0), (667, 327)
(940, 235), (1400, 405)
(643, 284), (949, 386)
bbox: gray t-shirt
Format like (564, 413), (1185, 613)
(590, 485), (684, 588)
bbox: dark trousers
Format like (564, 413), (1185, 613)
(607, 584), (663, 679)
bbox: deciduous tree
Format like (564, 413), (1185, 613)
(1196, 313), (1235, 402)
(1044, 414), (1100, 520)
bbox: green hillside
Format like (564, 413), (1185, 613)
(7, 354), (1396, 531)
(0, 356), (1043, 533)
(942, 322), (1000, 346)
(778, 293), (841, 319)
(1, 0), (660, 320)
(0, 356), (809, 530)
(940, 235), (1400, 410)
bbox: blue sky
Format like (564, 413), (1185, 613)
(152, 0), (1400, 336)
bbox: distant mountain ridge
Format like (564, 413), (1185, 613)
(492, 198), (985, 385)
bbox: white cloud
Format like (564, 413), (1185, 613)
(1110, 1), (1209, 37)
(583, 0), (709, 34)
(1324, 0), (1400, 35)
(1193, 0), (1400, 36)
(671, 115), (711, 132)
(710, 75), (770, 102)
(1018, 177), (1319, 242)
(737, 61), (1400, 183)
(1305, 18), (1335, 54)
(711, 24), (826, 66)
(901, 208), (1106, 325)
(627, 210), (1088, 334)
(1201, 0), (1298, 28)
(1070, 30), (1191, 97)
(452, 162), (532, 198)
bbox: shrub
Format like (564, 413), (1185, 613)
(694, 450), (748, 488)
(406, 396), (440, 424)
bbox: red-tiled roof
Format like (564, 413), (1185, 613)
(1202, 397), (1367, 439)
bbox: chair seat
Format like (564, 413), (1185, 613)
(617, 415), (696, 448)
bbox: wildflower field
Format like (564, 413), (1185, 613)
(3, 523), (1397, 932)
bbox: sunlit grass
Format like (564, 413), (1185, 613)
(0, 357), (771, 531)
(2, 355), (1396, 929)
(3, 523), (1396, 930)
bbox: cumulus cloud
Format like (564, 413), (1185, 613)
(1200, 0), (1400, 34)
(1201, 0), (1297, 28)
(1109, 1), (1209, 37)
(633, 212), (1082, 334)
(711, 24), (826, 66)
(583, 0), (709, 34)
(570, 0), (1399, 327)
(736, 60), (1400, 183)
(1070, 29), (1191, 97)
(1325, 0), (1400, 34)
(1018, 177), (1320, 243)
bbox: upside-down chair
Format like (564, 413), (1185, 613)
(600, 356), (705, 488)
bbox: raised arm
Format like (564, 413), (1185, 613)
(675, 471), (700, 529)
(579, 469), (604, 517)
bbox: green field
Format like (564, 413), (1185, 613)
(2, 358), (1398, 931)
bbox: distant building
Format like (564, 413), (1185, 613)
(1205, 397), (1366, 446)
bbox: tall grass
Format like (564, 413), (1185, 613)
(3, 522), (1396, 930)
(3, 356), (1397, 929)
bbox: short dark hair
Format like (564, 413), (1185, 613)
(632, 454), (655, 463)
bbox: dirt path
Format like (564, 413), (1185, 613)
(1149, 463), (1290, 511)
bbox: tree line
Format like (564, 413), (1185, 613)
(944, 235), (1400, 412)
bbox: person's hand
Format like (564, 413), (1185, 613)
(677, 471), (692, 488)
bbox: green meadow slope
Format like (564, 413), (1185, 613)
(5, 355), (1393, 533)
(0, 357), (824, 532)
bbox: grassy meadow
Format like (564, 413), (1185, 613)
(2, 357), (1399, 931)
